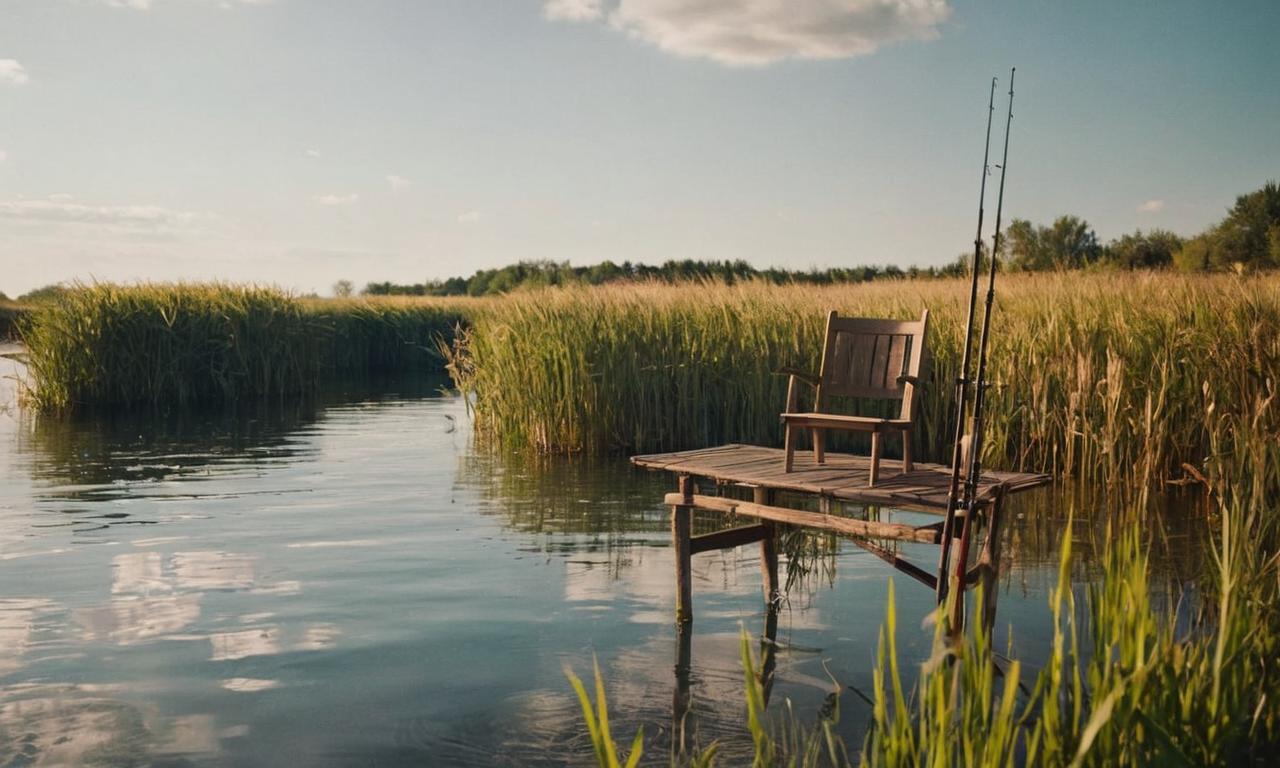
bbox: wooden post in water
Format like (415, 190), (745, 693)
(673, 475), (694, 625)
(672, 621), (693, 758)
(754, 487), (779, 607)
(947, 501), (977, 634)
(760, 601), (779, 706)
(977, 485), (1008, 637)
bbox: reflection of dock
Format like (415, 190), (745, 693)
(638, 443), (1049, 753)
(632, 443), (1050, 632)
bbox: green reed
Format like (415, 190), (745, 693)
(864, 432), (1280, 765)
(19, 283), (469, 410)
(450, 273), (1280, 488)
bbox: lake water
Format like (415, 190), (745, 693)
(0, 349), (1191, 766)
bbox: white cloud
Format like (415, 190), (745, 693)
(544, 0), (951, 66)
(456, 210), (481, 224)
(48, 193), (74, 202)
(0, 59), (29, 86)
(99, 0), (270, 9)
(0, 199), (208, 228)
(1137, 199), (1164, 214)
(545, 0), (604, 21)
(386, 174), (413, 191)
(0, 149), (7, 163)
(314, 193), (359, 206)
(304, 148), (321, 159)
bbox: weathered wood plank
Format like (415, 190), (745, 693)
(690, 524), (772, 554)
(633, 444), (1050, 513)
(884, 334), (908, 389)
(848, 537), (938, 590)
(666, 493), (944, 544)
(868, 334), (890, 391)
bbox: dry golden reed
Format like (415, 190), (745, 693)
(451, 272), (1280, 486)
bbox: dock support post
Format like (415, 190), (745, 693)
(977, 485), (1008, 637)
(673, 475), (694, 625)
(868, 430), (883, 486)
(754, 487), (779, 608)
(760, 602), (779, 706)
(672, 621), (693, 758)
(947, 504), (977, 635)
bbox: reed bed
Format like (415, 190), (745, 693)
(450, 273), (1280, 487)
(569, 409), (1280, 766)
(20, 283), (469, 410)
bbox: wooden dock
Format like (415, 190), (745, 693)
(631, 443), (1050, 632)
(632, 443), (1047, 512)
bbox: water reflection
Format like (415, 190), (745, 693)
(0, 350), (1213, 765)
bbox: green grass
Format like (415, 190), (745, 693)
(18, 282), (469, 410)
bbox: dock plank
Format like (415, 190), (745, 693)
(633, 444), (1050, 514)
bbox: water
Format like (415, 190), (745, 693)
(0, 348), (1194, 766)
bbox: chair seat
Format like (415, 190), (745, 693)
(780, 412), (912, 430)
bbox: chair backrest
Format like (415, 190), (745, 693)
(815, 309), (930, 421)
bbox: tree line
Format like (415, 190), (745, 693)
(355, 182), (1279, 297)
(12, 182), (1277, 303)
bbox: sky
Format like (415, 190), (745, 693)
(1, 0), (1278, 296)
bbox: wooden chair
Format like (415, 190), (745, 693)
(780, 309), (930, 485)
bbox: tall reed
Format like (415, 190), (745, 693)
(20, 283), (468, 410)
(451, 273), (1280, 487)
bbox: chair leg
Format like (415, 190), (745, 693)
(783, 424), (795, 472)
(868, 430), (882, 486)
(812, 428), (825, 464)
(902, 429), (913, 473)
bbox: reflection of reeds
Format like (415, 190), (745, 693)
(17, 372), (449, 489)
(451, 274), (1280, 491)
(20, 283), (467, 410)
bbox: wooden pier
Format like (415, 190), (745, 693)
(632, 443), (1050, 633)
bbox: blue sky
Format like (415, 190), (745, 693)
(1, 0), (1277, 296)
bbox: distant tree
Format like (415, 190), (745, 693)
(1001, 219), (1043, 270)
(1213, 181), (1280, 270)
(1003, 216), (1099, 270)
(1173, 232), (1217, 272)
(1106, 229), (1183, 269)
(332, 279), (354, 298)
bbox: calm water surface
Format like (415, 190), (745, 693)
(0, 349), (1193, 766)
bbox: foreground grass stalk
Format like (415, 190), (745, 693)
(565, 658), (645, 768)
(567, 403), (1278, 765)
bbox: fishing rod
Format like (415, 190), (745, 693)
(935, 76), (998, 605)
(938, 68), (1016, 609)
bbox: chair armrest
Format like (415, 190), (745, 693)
(774, 367), (820, 386)
(777, 368), (819, 416)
